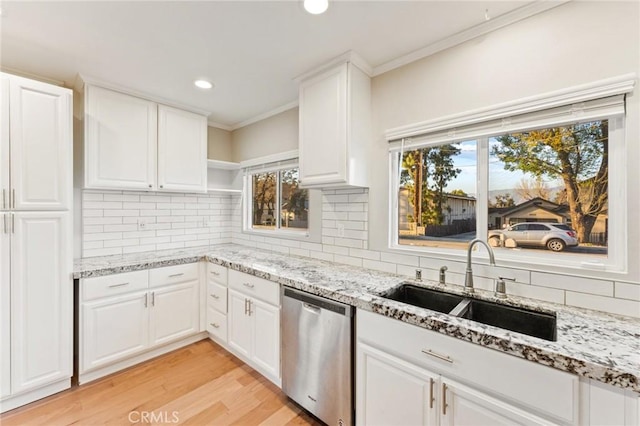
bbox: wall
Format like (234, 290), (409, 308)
(207, 126), (233, 161)
(230, 107), (298, 162)
(230, 1), (640, 318)
(81, 190), (233, 257)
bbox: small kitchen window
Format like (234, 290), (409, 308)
(388, 90), (630, 272)
(243, 158), (311, 237)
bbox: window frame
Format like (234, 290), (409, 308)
(242, 164), (312, 239)
(388, 109), (627, 274)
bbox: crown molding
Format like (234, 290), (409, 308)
(207, 121), (233, 131)
(75, 74), (211, 116)
(229, 100), (298, 131)
(294, 50), (373, 83)
(0, 67), (66, 86)
(373, 0), (570, 77)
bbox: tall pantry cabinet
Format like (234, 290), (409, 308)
(0, 72), (73, 413)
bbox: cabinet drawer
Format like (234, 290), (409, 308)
(207, 263), (228, 286)
(149, 263), (199, 288)
(82, 270), (149, 301)
(207, 282), (227, 313)
(207, 307), (227, 342)
(228, 270), (279, 306)
(358, 309), (578, 425)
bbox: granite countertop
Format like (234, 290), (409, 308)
(74, 244), (640, 393)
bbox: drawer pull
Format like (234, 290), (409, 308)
(210, 271), (220, 276)
(210, 294), (220, 299)
(169, 273), (184, 278)
(210, 322), (220, 328)
(429, 378), (435, 409)
(108, 282), (129, 288)
(421, 349), (453, 363)
(243, 282), (255, 289)
(442, 383), (448, 415)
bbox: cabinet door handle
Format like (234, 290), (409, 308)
(244, 298), (248, 315)
(11, 189), (15, 209)
(442, 383), (448, 415)
(159, 185), (164, 189)
(144, 293), (148, 308)
(247, 299), (252, 316)
(429, 378), (435, 409)
(2, 214), (6, 234)
(2, 189), (6, 210)
(148, 184), (152, 188)
(209, 322), (219, 329)
(210, 271), (220, 276)
(108, 282), (129, 288)
(11, 213), (14, 234)
(210, 294), (219, 299)
(243, 282), (255, 289)
(168, 273), (184, 278)
(151, 292), (155, 306)
(421, 349), (453, 363)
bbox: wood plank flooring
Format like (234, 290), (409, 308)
(1, 340), (324, 426)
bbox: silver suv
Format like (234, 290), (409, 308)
(488, 222), (578, 252)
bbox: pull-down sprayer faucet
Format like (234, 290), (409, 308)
(464, 239), (496, 294)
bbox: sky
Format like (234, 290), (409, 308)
(441, 139), (562, 196)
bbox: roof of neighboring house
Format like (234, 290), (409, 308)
(489, 197), (570, 218)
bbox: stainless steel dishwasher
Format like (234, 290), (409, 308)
(282, 287), (353, 426)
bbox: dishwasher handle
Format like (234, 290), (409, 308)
(283, 287), (352, 317)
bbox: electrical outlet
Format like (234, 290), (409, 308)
(138, 219), (148, 230)
(337, 223), (345, 237)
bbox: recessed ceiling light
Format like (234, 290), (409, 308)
(194, 79), (213, 89)
(304, 0), (328, 15)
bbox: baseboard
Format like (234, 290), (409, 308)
(0, 379), (71, 413)
(79, 332), (208, 384)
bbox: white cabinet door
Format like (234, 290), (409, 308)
(441, 378), (550, 426)
(9, 76), (71, 211)
(85, 85), (157, 191)
(299, 63), (348, 186)
(148, 281), (199, 347)
(0, 213), (10, 398)
(1, 75), (9, 210)
(10, 212), (71, 394)
(228, 289), (252, 359)
(357, 342), (438, 426)
(81, 291), (149, 373)
(157, 105), (207, 193)
(251, 298), (280, 380)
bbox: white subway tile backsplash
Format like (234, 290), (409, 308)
(380, 252), (420, 267)
(615, 282), (640, 301)
(531, 272), (614, 297)
(566, 292), (640, 318)
(363, 259), (397, 274)
(82, 190), (233, 258)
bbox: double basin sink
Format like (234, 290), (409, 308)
(382, 283), (557, 341)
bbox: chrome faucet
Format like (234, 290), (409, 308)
(464, 239), (496, 294)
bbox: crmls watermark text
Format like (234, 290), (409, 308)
(128, 411), (179, 424)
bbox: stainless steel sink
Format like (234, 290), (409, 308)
(381, 283), (557, 341)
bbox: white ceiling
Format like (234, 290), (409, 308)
(1, 0), (544, 128)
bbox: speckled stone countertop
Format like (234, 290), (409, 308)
(74, 244), (640, 393)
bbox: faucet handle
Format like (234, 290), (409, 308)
(495, 277), (515, 299)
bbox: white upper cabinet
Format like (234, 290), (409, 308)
(85, 85), (157, 191)
(84, 84), (207, 193)
(1, 73), (72, 210)
(298, 56), (372, 188)
(157, 105), (207, 193)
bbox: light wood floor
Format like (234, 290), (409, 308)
(1, 340), (324, 426)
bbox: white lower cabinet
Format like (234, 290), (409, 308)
(82, 291), (149, 371)
(205, 262), (229, 343)
(227, 269), (280, 385)
(357, 309), (579, 426)
(80, 264), (200, 382)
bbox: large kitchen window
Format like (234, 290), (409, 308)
(389, 93), (627, 272)
(245, 167), (309, 233)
